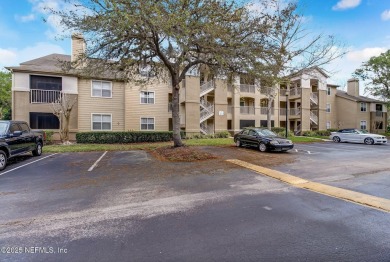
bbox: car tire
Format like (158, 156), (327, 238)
(333, 136), (341, 143)
(235, 139), (242, 147)
(0, 150), (7, 171)
(364, 137), (374, 145)
(32, 142), (42, 156)
(258, 142), (267, 152)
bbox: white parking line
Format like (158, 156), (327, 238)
(88, 151), (107, 172)
(0, 153), (58, 176)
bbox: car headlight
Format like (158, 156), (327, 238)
(270, 140), (279, 145)
(286, 140), (292, 144)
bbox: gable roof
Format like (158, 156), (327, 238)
(6, 54), (71, 74)
(336, 90), (385, 103)
(5, 53), (125, 81)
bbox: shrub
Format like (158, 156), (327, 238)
(44, 130), (54, 145)
(301, 130), (336, 137)
(76, 131), (175, 144)
(214, 131), (230, 138)
(271, 127), (285, 134)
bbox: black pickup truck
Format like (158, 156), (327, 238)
(0, 120), (44, 171)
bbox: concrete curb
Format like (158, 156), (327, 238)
(226, 159), (390, 213)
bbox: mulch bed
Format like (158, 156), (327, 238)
(150, 146), (217, 162)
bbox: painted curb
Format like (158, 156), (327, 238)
(226, 159), (390, 213)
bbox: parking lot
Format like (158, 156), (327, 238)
(0, 142), (389, 261)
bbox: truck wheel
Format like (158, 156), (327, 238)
(32, 142), (42, 156)
(0, 150), (7, 171)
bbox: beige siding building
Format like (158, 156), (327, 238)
(6, 36), (388, 138)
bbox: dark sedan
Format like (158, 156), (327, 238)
(234, 127), (294, 152)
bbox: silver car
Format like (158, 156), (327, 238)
(329, 129), (387, 145)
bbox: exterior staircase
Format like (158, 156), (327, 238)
(310, 92), (318, 106)
(310, 111), (318, 125)
(199, 80), (215, 134)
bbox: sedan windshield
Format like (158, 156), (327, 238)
(0, 122), (8, 135)
(257, 129), (277, 137)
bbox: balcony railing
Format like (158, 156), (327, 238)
(280, 89), (287, 96)
(289, 88), (301, 97)
(30, 89), (62, 103)
(260, 107), (274, 115)
(240, 84), (255, 93)
(228, 106), (233, 114)
(168, 102), (172, 112)
(240, 106), (255, 115)
(279, 108), (287, 115)
(375, 111), (384, 117)
(290, 108), (301, 116)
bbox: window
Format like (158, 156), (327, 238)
(30, 75), (62, 91)
(19, 123), (30, 133)
(326, 121), (331, 129)
(360, 120), (367, 130)
(240, 101), (245, 107)
(326, 103), (331, 113)
(9, 124), (21, 134)
(92, 80), (112, 98)
(376, 104), (383, 111)
(140, 91), (155, 104)
(360, 102), (367, 112)
(92, 114), (112, 130)
(30, 112), (59, 129)
(141, 118), (154, 130)
(327, 87), (331, 96)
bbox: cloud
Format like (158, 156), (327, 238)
(28, 0), (79, 39)
(332, 0), (361, 11)
(324, 46), (388, 91)
(381, 10), (390, 21)
(346, 47), (387, 61)
(14, 13), (36, 23)
(0, 42), (64, 70)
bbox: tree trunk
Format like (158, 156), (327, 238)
(267, 97), (275, 129)
(171, 82), (184, 147)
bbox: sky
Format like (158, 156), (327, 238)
(0, 0), (389, 92)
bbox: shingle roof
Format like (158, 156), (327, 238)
(336, 90), (385, 103)
(6, 54), (71, 74)
(5, 53), (125, 81)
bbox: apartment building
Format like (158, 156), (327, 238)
(6, 36), (388, 139)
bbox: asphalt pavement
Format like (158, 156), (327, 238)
(0, 143), (389, 262)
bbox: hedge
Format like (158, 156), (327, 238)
(76, 131), (177, 144)
(301, 129), (339, 137)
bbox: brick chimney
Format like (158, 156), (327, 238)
(347, 78), (360, 97)
(71, 33), (86, 67)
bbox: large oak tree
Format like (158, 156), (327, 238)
(52, 0), (272, 146)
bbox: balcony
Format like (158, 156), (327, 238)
(240, 106), (255, 115)
(289, 88), (301, 97)
(30, 89), (62, 104)
(240, 84), (255, 93)
(279, 108), (286, 115)
(289, 108), (301, 116)
(280, 89), (287, 96)
(260, 107), (274, 115)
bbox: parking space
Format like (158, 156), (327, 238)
(276, 141), (390, 200)
(0, 145), (390, 261)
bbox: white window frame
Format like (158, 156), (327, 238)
(360, 102), (367, 112)
(326, 121), (331, 129)
(360, 120), (367, 130)
(91, 80), (112, 98)
(140, 117), (155, 131)
(326, 103), (331, 113)
(140, 91), (155, 104)
(91, 113), (112, 131)
(327, 87), (331, 96)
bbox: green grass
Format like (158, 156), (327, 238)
(44, 137), (324, 153)
(289, 136), (327, 143)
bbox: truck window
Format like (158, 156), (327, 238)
(0, 122), (8, 135)
(9, 124), (21, 134)
(19, 123), (30, 133)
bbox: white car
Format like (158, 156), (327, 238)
(329, 129), (387, 145)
